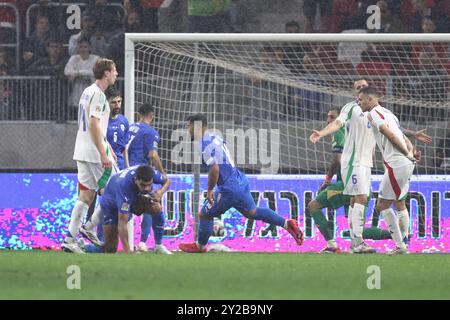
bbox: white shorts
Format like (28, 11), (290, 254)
(379, 162), (414, 200)
(342, 165), (371, 196)
(77, 161), (118, 191)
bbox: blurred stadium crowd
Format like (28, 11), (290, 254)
(0, 0), (449, 122)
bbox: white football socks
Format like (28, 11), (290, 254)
(397, 209), (410, 241)
(67, 200), (89, 239)
(84, 204), (102, 231)
(351, 203), (366, 241)
(381, 208), (405, 248)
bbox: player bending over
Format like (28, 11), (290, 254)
(178, 114), (304, 253)
(99, 165), (171, 254)
(359, 86), (420, 254)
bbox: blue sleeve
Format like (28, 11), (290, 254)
(123, 118), (129, 145)
(144, 128), (158, 152)
(201, 140), (217, 168)
(152, 169), (165, 185)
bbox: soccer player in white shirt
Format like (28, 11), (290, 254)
(310, 79), (378, 253)
(62, 58), (119, 253)
(358, 86), (421, 254)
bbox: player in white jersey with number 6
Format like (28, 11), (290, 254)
(358, 86), (421, 254)
(62, 58), (119, 254)
(310, 79), (377, 254)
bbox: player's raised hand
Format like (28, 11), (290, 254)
(207, 189), (215, 206)
(414, 129), (432, 144)
(101, 153), (112, 169)
(310, 130), (321, 144)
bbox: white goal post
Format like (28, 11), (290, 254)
(124, 33), (450, 248)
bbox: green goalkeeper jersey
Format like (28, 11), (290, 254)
(331, 127), (345, 182)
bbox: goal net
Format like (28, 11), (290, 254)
(125, 33), (450, 252)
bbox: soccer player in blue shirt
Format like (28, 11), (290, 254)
(106, 87), (129, 170)
(127, 103), (169, 253)
(99, 165), (171, 253)
(179, 114), (304, 253)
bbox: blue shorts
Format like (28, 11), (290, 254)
(201, 181), (256, 218)
(101, 201), (132, 226)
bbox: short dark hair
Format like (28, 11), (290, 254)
(138, 103), (154, 116)
(105, 86), (121, 100)
(135, 165), (154, 182)
(186, 113), (207, 127)
(358, 86), (379, 97)
(45, 37), (61, 48)
(93, 58), (115, 80)
(77, 34), (90, 45)
(328, 107), (341, 115)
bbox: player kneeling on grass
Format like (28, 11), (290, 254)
(178, 114), (304, 253)
(88, 165), (171, 254)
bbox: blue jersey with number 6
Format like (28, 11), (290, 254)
(107, 114), (129, 170)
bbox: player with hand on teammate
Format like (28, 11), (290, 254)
(310, 79), (377, 254)
(178, 114), (304, 253)
(358, 86), (420, 254)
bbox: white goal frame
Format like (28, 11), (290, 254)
(124, 33), (450, 249)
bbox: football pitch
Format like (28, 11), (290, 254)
(1, 251), (449, 300)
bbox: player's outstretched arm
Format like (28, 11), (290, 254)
(207, 164), (220, 205)
(89, 116), (112, 169)
(310, 119), (343, 144)
(402, 128), (432, 144)
(118, 213), (131, 253)
(319, 152), (341, 192)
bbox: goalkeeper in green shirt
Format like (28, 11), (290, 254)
(307, 107), (392, 253)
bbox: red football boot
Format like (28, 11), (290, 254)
(179, 242), (207, 253)
(286, 219), (304, 245)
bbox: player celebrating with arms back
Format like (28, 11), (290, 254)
(358, 86), (420, 254)
(178, 114), (304, 253)
(310, 80), (377, 253)
(62, 58), (118, 253)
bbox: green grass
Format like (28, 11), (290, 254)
(1, 251), (449, 299)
